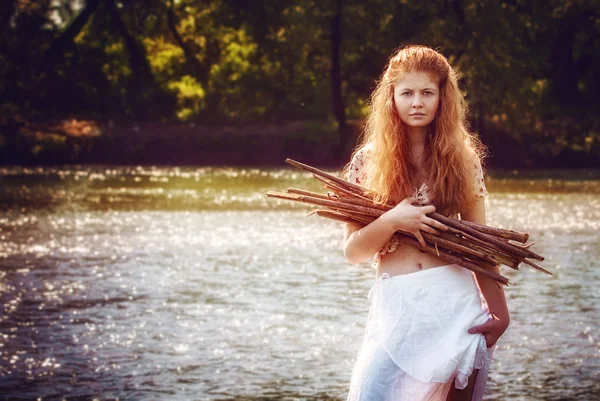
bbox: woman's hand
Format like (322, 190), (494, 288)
(468, 313), (509, 348)
(383, 197), (448, 247)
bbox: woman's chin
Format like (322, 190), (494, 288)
(405, 121), (433, 129)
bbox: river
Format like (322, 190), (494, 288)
(0, 166), (598, 400)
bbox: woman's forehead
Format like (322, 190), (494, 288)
(394, 70), (439, 89)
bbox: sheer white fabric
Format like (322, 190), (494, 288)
(347, 264), (495, 401)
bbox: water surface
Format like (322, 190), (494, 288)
(0, 166), (598, 400)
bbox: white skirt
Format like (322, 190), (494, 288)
(347, 264), (495, 401)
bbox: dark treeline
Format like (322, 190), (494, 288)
(0, 0), (598, 167)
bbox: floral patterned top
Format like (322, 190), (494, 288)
(346, 146), (488, 267)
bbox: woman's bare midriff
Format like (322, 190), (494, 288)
(376, 242), (450, 278)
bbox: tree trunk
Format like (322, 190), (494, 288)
(106, 0), (163, 118)
(105, 0), (153, 83)
(32, 0), (101, 99)
(330, 0), (346, 131)
(0, 0), (17, 52)
(166, 0), (209, 86)
(40, 0), (102, 75)
(550, 17), (581, 110)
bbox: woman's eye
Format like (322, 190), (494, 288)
(402, 92), (411, 96)
(424, 91), (433, 95)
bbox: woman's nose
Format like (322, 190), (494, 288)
(412, 95), (424, 107)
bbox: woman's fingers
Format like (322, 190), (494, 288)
(421, 205), (436, 214)
(468, 316), (496, 333)
(414, 231), (427, 248)
(468, 323), (488, 334)
(468, 317), (505, 348)
(420, 224), (441, 236)
(423, 217), (448, 231)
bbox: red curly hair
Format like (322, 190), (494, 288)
(345, 45), (486, 215)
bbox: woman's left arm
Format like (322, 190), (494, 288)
(461, 197), (510, 348)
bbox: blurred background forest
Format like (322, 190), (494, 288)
(1, 0), (599, 167)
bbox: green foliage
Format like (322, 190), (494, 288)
(167, 75), (206, 120)
(0, 0), (598, 166)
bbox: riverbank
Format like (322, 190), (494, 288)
(0, 118), (598, 168)
(0, 119), (363, 167)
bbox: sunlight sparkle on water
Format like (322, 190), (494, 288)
(0, 167), (598, 399)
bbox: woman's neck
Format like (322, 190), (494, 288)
(406, 126), (428, 149)
(407, 126), (428, 167)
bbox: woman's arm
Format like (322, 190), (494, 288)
(343, 216), (398, 265)
(462, 197), (510, 347)
(342, 147), (446, 265)
(343, 198), (447, 265)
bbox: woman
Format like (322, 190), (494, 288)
(344, 45), (509, 401)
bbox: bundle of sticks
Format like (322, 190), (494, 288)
(265, 159), (550, 287)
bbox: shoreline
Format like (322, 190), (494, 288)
(0, 119), (598, 169)
(0, 119), (361, 168)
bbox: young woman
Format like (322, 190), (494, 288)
(344, 45), (509, 401)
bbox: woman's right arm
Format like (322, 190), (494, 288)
(343, 148), (447, 265)
(343, 198), (447, 265)
(343, 213), (398, 265)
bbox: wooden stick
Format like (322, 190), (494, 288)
(312, 209), (359, 225)
(438, 229), (521, 262)
(437, 231), (521, 270)
(301, 195), (527, 272)
(312, 174), (377, 203)
(287, 188), (365, 209)
(266, 191), (383, 216)
(285, 158), (541, 261)
(286, 158), (368, 195)
(494, 235), (543, 258)
(267, 191), (387, 217)
(287, 187), (331, 200)
(393, 233), (510, 286)
(323, 209), (495, 265)
(323, 193), (388, 210)
(431, 212), (533, 259)
(334, 211), (501, 269)
(270, 164), (549, 276)
(521, 258), (553, 275)
(338, 211), (496, 264)
(315, 210), (509, 285)
(470, 244), (521, 270)
(421, 232), (497, 264)
(338, 206), (547, 275)
(499, 238), (545, 261)
(459, 220), (529, 243)
(318, 210), (505, 279)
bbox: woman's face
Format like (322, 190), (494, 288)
(393, 70), (440, 129)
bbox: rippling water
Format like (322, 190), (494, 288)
(0, 166), (599, 400)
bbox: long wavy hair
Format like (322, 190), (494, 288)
(345, 45), (486, 215)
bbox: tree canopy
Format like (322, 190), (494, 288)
(1, 0), (598, 167)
